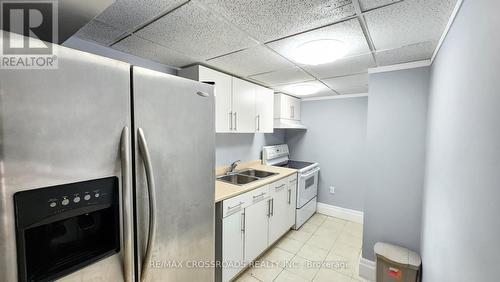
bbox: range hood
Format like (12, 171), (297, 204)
(273, 118), (307, 129)
(3, 0), (113, 44)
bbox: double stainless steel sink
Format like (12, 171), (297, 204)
(217, 169), (278, 186)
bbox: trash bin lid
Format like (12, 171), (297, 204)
(374, 242), (422, 269)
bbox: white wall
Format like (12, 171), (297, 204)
(286, 97), (368, 211)
(421, 0), (500, 281)
(362, 67), (430, 260)
(215, 131), (285, 166)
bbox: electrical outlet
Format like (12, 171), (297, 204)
(330, 186), (335, 194)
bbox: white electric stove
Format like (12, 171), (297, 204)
(262, 144), (320, 229)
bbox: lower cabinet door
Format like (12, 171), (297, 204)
(268, 183), (290, 244)
(244, 198), (270, 262)
(222, 210), (245, 282)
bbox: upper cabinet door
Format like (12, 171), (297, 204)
(199, 67), (233, 133)
(232, 78), (256, 133)
(255, 85), (274, 133)
(291, 97), (301, 121)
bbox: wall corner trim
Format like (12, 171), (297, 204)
(368, 60), (431, 74)
(359, 258), (376, 281)
(316, 202), (364, 224)
(430, 0), (464, 64)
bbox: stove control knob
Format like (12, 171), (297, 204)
(49, 202), (57, 208)
(61, 198), (69, 206)
(73, 196), (81, 203)
(94, 193), (100, 198)
(84, 194), (91, 201)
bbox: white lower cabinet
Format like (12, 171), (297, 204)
(222, 210), (245, 282)
(244, 196), (270, 262)
(268, 179), (290, 243)
(217, 173), (298, 282)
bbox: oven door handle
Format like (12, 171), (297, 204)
(300, 167), (320, 178)
(137, 128), (157, 282)
(120, 127), (134, 282)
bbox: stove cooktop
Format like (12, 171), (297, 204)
(275, 160), (315, 170)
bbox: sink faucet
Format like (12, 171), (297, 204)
(228, 160), (241, 174)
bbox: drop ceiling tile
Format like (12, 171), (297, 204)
(375, 41), (435, 66)
(75, 20), (126, 46)
(359, 0), (400, 11)
(205, 45), (295, 77)
(97, 0), (187, 31)
(303, 53), (376, 79)
(365, 0), (457, 51)
(322, 73), (368, 94)
(198, 0), (355, 42)
(267, 18), (371, 64)
(274, 80), (337, 98)
(136, 1), (257, 60)
(112, 35), (198, 67)
(249, 67), (315, 86)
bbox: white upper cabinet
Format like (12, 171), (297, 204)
(179, 65), (274, 133)
(199, 67), (233, 133)
(232, 78), (256, 133)
(254, 84), (274, 133)
(274, 93), (301, 121)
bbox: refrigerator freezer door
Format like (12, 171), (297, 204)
(132, 66), (215, 282)
(0, 43), (132, 281)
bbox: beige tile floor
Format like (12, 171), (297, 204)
(234, 213), (369, 282)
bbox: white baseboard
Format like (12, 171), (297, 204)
(316, 203), (364, 224)
(359, 258), (376, 281)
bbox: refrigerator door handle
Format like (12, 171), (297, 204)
(137, 128), (157, 282)
(121, 127), (134, 282)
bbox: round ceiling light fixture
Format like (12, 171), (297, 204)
(291, 39), (348, 65)
(283, 83), (320, 96)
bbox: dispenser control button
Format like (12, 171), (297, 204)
(94, 193), (100, 198)
(61, 198), (69, 206)
(49, 202), (57, 208)
(84, 194), (91, 201)
(73, 196), (81, 203)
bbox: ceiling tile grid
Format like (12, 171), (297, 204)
(375, 41), (435, 66)
(364, 0), (458, 51)
(323, 73), (369, 94)
(135, 1), (257, 60)
(267, 18), (371, 64)
(204, 45), (295, 77)
(359, 0), (401, 11)
(75, 20), (126, 46)
(303, 53), (376, 79)
(249, 66), (315, 87)
(196, 0), (356, 42)
(112, 35), (198, 67)
(96, 0), (188, 31)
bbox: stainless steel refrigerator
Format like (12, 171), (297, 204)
(0, 39), (215, 282)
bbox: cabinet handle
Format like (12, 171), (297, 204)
(267, 199), (272, 217)
(275, 184), (286, 190)
(288, 189), (291, 204)
(253, 192), (265, 199)
(233, 112), (237, 131)
(290, 105), (293, 119)
(228, 201), (243, 210)
(256, 115), (260, 131)
(241, 213), (245, 232)
(229, 112), (233, 130)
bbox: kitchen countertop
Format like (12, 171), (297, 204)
(215, 162), (297, 203)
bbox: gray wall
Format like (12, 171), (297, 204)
(216, 131), (285, 166)
(421, 1), (500, 281)
(286, 97), (368, 211)
(362, 67), (430, 260)
(63, 36), (177, 75)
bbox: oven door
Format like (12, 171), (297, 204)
(297, 167), (320, 208)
